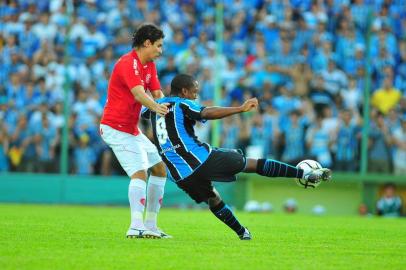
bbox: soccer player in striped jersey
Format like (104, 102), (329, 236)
(145, 74), (332, 240)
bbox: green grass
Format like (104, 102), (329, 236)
(1, 204), (405, 270)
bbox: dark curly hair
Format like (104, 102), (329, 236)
(170, 74), (196, 96)
(132, 24), (164, 48)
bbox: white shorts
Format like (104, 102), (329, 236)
(100, 124), (162, 177)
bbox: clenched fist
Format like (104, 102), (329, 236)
(240, 98), (259, 112)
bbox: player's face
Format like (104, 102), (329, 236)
(184, 81), (199, 100)
(148, 38), (163, 61)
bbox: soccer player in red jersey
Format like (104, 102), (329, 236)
(100, 24), (170, 239)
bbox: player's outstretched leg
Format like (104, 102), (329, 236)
(245, 158), (331, 184)
(208, 189), (251, 240)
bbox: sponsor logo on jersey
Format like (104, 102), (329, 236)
(146, 74), (151, 84)
(133, 59), (139, 75)
(160, 144), (180, 154)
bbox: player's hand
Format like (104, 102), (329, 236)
(240, 98), (259, 112)
(153, 103), (169, 117)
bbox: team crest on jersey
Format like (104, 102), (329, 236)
(146, 74), (151, 84)
(133, 60), (139, 75)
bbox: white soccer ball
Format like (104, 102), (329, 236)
(295, 159), (322, 189)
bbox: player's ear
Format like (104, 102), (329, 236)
(181, 88), (188, 97)
(144, 39), (152, 47)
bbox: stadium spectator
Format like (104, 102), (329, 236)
(386, 109), (401, 131)
(371, 76), (402, 115)
(32, 13), (57, 42)
(220, 115), (240, 150)
(306, 115), (333, 168)
(0, 122), (9, 172)
(273, 83), (302, 121)
(262, 104), (280, 159)
(340, 76), (362, 111)
(35, 114), (58, 173)
(391, 116), (406, 175)
(9, 114), (36, 172)
(248, 113), (267, 158)
(198, 67), (215, 102)
(320, 58), (348, 97)
(368, 112), (392, 173)
(333, 109), (361, 172)
(159, 55), (179, 90)
(18, 18), (40, 60)
(174, 37), (200, 73)
(73, 133), (96, 175)
(309, 75), (335, 116)
(281, 110), (306, 165)
(312, 40), (336, 73)
(288, 58), (313, 97)
(221, 59), (242, 94)
(373, 46), (396, 86)
(376, 183), (403, 217)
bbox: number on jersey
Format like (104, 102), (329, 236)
(156, 117), (168, 144)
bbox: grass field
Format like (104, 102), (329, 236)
(1, 204), (405, 270)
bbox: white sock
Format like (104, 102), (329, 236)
(145, 176), (166, 231)
(128, 179), (146, 229)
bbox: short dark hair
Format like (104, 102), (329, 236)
(384, 182), (396, 190)
(170, 74), (195, 96)
(132, 24), (164, 48)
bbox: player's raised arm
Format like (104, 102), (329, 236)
(131, 85), (168, 116)
(201, 98), (258, 120)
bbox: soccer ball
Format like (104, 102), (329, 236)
(295, 159), (322, 189)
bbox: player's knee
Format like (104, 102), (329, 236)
(208, 196), (222, 208)
(208, 189), (222, 207)
(131, 170), (148, 180)
(150, 162), (167, 177)
(243, 158), (258, 173)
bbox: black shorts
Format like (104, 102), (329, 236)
(176, 148), (246, 203)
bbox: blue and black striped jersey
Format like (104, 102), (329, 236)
(149, 97), (212, 182)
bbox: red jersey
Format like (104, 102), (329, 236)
(100, 50), (161, 135)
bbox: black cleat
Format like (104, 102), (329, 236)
(239, 227), (252, 240)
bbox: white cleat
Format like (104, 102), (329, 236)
(303, 168), (332, 183)
(147, 228), (172, 239)
(126, 228), (161, 239)
(155, 228), (172, 239)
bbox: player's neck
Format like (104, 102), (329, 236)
(134, 48), (149, 65)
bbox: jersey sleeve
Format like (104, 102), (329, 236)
(121, 60), (143, 90)
(147, 64), (161, 92)
(179, 100), (206, 122)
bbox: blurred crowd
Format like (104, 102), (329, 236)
(0, 0), (406, 175)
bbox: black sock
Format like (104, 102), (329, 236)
(256, 159), (304, 178)
(209, 201), (245, 236)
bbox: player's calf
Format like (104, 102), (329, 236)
(254, 159), (304, 179)
(209, 199), (248, 240)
